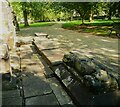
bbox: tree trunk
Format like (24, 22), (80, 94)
(70, 10), (73, 21)
(81, 18), (85, 25)
(78, 11), (85, 25)
(23, 9), (29, 27)
(108, 7), (112, 20)
(89, 10), (94, 22)
(13, 11), (20, 31)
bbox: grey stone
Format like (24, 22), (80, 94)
(48, 77), (74, 106)
(67, 81), (95, 105)
(63, 53), (96, 76)
(2, 97), (22, 106)
(26, 93), (59, 105)
(22, 75), (52, 98)
(83, 69), (119, 93)
(2, 90), (20, 98)
(35, 32), (48, 38)
(44, 66), (54, 78)
(94, 90), (120, 105)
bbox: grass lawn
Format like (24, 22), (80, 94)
(17, 22), (55, 37)
(62, 19), (120, 38)
(19, 22), (55, 28)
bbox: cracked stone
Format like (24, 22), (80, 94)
(26, 93), (59, 106)
(22, 75), (52, 98)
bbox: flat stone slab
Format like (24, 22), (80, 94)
(34, 39), (60, 50)
(2, 90), (20, 99)
(35, 32), (48, 37)
(41, 49), (65, 63)
(48, 77), (74, 106)
(22, 75), (52, 98)
(26, 93), (59, 106)
(2, 97), (22, 106)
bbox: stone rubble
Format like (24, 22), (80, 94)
(63, 52), (119, 93)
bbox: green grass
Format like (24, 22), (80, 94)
(20, 22), (55, 28)
(62, 19), (120, 38)
(62, 20), (82, 28)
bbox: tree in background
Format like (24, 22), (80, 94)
(11, 2), (120, 27)
(60, 2), (97, 24)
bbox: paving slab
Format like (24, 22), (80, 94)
(19, 45), (45, 77)
(35, 32), (48, 37)
(41, 49), (65, 63)
(22, 75), (52, 98)
(26, 93), (59, 106)
(2, 97), (22, 106)
(2, 89), (20, 99)
(34, 37), (59, 49)
(48, 77), (74, 106)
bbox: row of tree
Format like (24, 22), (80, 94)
(11, 2), (120, 29)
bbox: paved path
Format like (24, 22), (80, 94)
(2, 23), (119, 106)
(2, 43), (73, 106)
(18, 23), (119, 72)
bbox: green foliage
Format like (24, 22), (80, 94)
(11, 2), (120, 26)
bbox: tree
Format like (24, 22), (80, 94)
(60, 2), (96, 24)
(20, 2), (30, 27)
(12, 11), (20, 31)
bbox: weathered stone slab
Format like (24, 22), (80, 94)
(2, 90), (20, 99)
(26, 93), (59, 105)
(48, 77), (74, 106)
(2, 97), (22, 106)
(54, 64), (120, 105)
(34, 37), (61, 50)
(44, 66), (54, 78)
(22, 75), (52, 98)
(35, 32), (48, 37)
(42, 49), (65, 63)
(19, 45), (45, 76)
(94, 90), (120, 105)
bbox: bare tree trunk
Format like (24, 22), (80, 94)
(12, 11), (20, 31)
(108, 7), (112, 20)
(23, 9), (29, 27)
(78, 11), (85, 25)
(89, 10), (94, 22)
(81, 18), (85, 25)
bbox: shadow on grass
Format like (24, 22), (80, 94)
(62, 19), (120, 39)
(20, 22), (56, 29)
(63, 24), (118, 39)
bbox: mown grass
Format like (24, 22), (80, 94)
(62, 19), (120, 38)
(19, 22), (55, 28)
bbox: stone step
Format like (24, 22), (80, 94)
(2, 89), (20, 99)
(44, 66), (54, 78)
(48, 77), (75, 106)
(26, 93), (59, 106)
(2, 97), (22, 106)
(53, 64), (120, 105)
(22, 74), (53, 98)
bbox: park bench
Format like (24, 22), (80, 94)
(109, 22), (120, 38)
